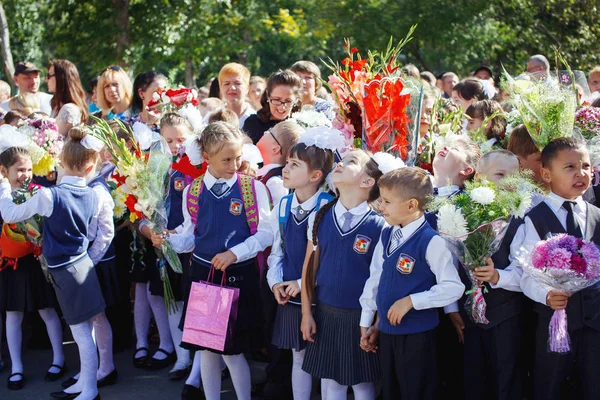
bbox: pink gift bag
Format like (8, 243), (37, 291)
(182, 268), (240, 351)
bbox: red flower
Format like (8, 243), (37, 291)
(124, 194), (143, 220)
(350, 47), (358, 54)
(111, 171), (127, 185)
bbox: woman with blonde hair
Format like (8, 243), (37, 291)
(96, 66), (133, 120)
(47, 59), (89, 135)
(8, 92), (39, 116)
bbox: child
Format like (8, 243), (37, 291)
(359, 167), (464, 400)
(0, 126), (113, 400)
(257, 120), (303, 205)
(143, 112), (193, 380)
(198, 97), (224, 118)
(300, 149), (385, 400)
(466, 100), (507, 149)
(520, 138), (599, 400)
(0, 144), (65, 390)
(267, 136), (336, 400)
(432, 136), (482, 198)
(162, 121), (273, 400)
(207, 107), (239, 128)
(475, 149), (519, 184)
(451, 78), (489, 112)
(507, 125), (544, 184)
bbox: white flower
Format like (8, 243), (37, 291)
(191, 89), (198, 99)
(186, 93), (193, 103)
(437, 204), (469, 239)
(514, 193), (532, 218)
(471, 186), (495, 205)
(372, 152), (404, 174)
(161, 93), (171, 104)
(152, 92), (160, 102)
(290, 110), (332, 129)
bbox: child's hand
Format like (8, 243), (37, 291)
(272, 283), (289, 305)
(387, 296), (413, 326)
(448, 312), (465, 343)
(360, 326), (379, 353)
(301, 314), (317, 342)
(211, 250), (237, 271)
(473, 257), (499, 284)
(285, 280), (301, 298)
(546, 290), (569, 311)
(149, 230), (166, 249)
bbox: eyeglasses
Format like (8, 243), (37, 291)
(101, 65), (122, 74)
(266, 128), (281, 148)
(47, 73), (55, 78)
(268, 98), (296, 109)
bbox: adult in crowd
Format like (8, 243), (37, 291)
(401, 63), (420, 79)
(47, 59), (89, 136)
(0, 80), (11, 103)
(242, 69), (301, 144)
(0, 62), (53, 115)
(420, 71), (437, 87)
(441, 71), (459, 99)
(290, 60), (334, 119)
(526, 54), (551, 80)
(129, 71), (167, 129)
(588, 66), (600, 94)
(217, 63), (255, 126)
(473, 65), (494, 82)
(88, 77), (100, 114)
(96, 65), (133, 120)
(248, 76), (266, 111)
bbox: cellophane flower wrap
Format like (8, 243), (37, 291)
(428, 173), (538, 323)
(518, 234), (600, 353)
(88, 117), (182, 313)
(17, 117), (63, 176)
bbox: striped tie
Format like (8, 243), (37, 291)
(212, 182), (227, 196)
(388, 228), (403, 254)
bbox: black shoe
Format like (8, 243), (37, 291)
(181, 384), (205, 400)
(133, 347), (149, 368)
(97, 369), (118, 388)
(7, 373), (25, 390)
(144, 348), (176, 370)
(61, 376), (78, 389)
(45, 363), (68, 382)
(168, 365), (190, 381)
(50, 390), (80, 399)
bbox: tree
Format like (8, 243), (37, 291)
(0, 0), (15, 88)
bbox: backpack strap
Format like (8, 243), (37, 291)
(278, 194), (294, 233)
(238, 174), (259, 235)
(315, 192), (334, 212)
(186, 174), (205, 226)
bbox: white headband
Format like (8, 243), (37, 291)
(372, 152), (405, 174)
(184, 135), (204, 166)
(81, 134), (105, 152)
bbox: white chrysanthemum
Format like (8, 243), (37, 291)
(437, 204), (469, 238)
(298, 127), (345, 151)
(471, 186), (495, 205)
(372, 152), (405, 174)
(514, 193), (532, 218)
(290, 110), (332, 129)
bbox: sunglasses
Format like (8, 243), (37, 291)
(101, 65), (122, 74)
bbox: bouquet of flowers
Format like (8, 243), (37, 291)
(88, 117), (182, 312)
(147, 87), (200, 113)
(519, 234), (600, 353)
(429, 173), (538, 323)
(290, 109), (332, 129)
(574, 106), (600, 140)
(17, 117), (63, 176)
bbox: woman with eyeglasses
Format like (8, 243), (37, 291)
(290, 61), (334, 120)
(46, 60), (89, 136)
(242, 70), (302, 145)
(128, 71), (168, 131)
(95, 66), (133, 121)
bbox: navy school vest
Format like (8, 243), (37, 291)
(315, 207), (385, 309)
(87, 175), (116, 262)
(527, 201), (600, 331)
(376, 222), (440, 335)
(167, 170), (186, 230)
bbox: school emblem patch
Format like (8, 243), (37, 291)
(229, 198), (243, 216)
(396, 254), (416, 274)
(353, 235), (372, 254)
(174, 178), (185, 191)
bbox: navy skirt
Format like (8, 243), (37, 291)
(0, 254), (57, 312)
(148, 253), (189, 302)
(272, 302), (306, 351)
(180, 259), (263, 355)
(95, 257), (121, 308)
(302, 302), (380, 386)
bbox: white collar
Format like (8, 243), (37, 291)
(436, 185), (460, 198)
(291, 189), (323, 211)
(257, 163), (283, 177)
(334, 200), (370, 218)
(204, 169), (238, 189)
(546, 192), (586, 214)
(393, 215), (426, 239)
(61, 175), (87, 187)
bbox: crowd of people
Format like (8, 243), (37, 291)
(0, 50), (598, 400)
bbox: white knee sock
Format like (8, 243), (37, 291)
(134, 283), (151, 358)
(292, 350), (312, 400)
(91, 312), (114, 378)
(185, 351), (202, 388)
(168, 302), (190, 370)
(324, 378), (348, 400)
(351, 382), (375, 400)
(0, 313), (4, 363)
(38, 308), (65, 373)
(147, 286), (174, 359)
(200, 350), (224, 399)
(321, 379), (328, 400)
(223, 353), (251, 400)
(67, 320), (99, 400)
(6, 312), (24, 380)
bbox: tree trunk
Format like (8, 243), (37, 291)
(112, 0), (130, 64)
(185, 55), (194, 87)
(0, 0), (15, 89)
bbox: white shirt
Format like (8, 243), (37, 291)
(520, 192), (587, 305)
(306, 200), (371, 242)
(266, 189), (324, 291)
(0, 176), (111, 266)
(87, 183), (116, 264)
(435, 185), (461, 198)
(257, 164), (288, 207)
(0, 92), (53, 115)
(167, 169), (273, 262)
(359, 216), (465, 327)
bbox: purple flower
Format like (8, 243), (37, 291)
(547, 248), (572, 270)
(532, 242), (550, 269)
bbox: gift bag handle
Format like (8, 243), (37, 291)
(208, 265), (228, 287)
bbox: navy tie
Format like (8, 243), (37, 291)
(563, 201), (583, 238)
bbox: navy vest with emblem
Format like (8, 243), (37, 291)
(527, 201), (600, 331)
(167, 170), (186, 230)
(315, 207), (385, 309)
(193, 182), (251, 265)
(87, 175), (116, 262)
(44, 183), (97, 267)
(458, 217), (529, 329)
(376, 222), (440, 334)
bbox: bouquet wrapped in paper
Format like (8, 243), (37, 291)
(519, 234), (600, 353)
(428, 174), (538, 323)
(88, 117), (182, 312)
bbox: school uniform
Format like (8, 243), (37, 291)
(168, 170), (273, 355)
(0, 176), (113, 325)
(520, 192), (600, 400)
(258, 163), (287, 206)
(360, 216), (464, 400)
(301, 201), (384, 387)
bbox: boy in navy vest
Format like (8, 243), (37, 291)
(359, 167), (464, 400)
(520, 138), (600, 400)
